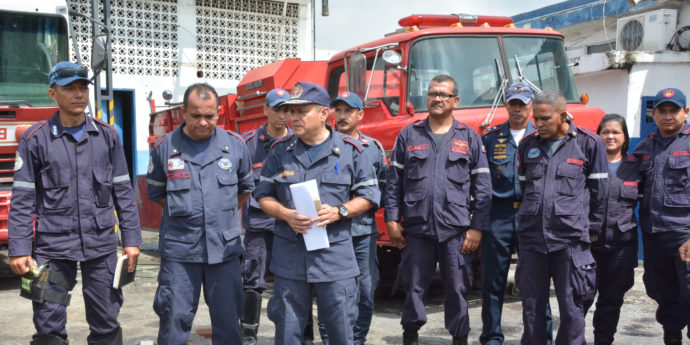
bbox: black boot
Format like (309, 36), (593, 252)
(87, 327), (122, 345)
(242, 290), (263, 345)
(452, 336), (468, 345)
(301, 311), (314, 345)
(664, 330), (682, 345)
(402, 330), (418, 345)
(30, 335), (69, 345)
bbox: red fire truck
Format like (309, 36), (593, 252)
(140, 14), (604, 273)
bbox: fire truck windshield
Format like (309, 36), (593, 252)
(407, 35), (578, 112)
(0, 11), (69, 106)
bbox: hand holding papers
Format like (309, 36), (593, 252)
(289, 179), (330, 251)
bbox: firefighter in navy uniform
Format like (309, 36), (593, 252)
(480, 82), (553, 345)
(629, 88), (690, 345)
(240, 88), (292, 345)
(384, 74), (492, 345)
(147, 83), (254, 344)
(254, 82), (380, 345)
(8, 61), (142, 345)
(326, 91), (387, 345)
(516, 90), (608, 345)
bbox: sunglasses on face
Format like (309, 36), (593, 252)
(51, 66), (89, 79)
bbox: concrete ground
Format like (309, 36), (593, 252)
(0, 231), (688, 345)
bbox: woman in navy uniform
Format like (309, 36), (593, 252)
(587, 114), (639, 345)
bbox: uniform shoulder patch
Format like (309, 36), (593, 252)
(241, 130), (256, 143)
(93, 117), (118, 134)
(343, 136), (363, 153)
(413, 120), (425, 127)
(226, 130), (244, 142)
(25, 121), (48, 140)
(271, 135), (293, 149)
(520, 129), (539, 144)
(482, 125), (501, 136)
(576, 126), (599, 141)
(154, 133), (170, 150)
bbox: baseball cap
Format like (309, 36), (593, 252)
(265, 88), (290, 107)
(505, 82), (534, 104)
(283, 82), (330, 107)
(330, 91), (363, 110)
(49, 61), (91, 87)
(653, 88), (686, 109)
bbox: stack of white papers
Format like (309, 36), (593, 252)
(289, 179), (330, 251)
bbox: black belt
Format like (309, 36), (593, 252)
(493, 197), (521, 209)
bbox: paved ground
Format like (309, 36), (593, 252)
(0, 234), (688, 345)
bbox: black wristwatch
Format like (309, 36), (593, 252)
(337, 205), (349, 220)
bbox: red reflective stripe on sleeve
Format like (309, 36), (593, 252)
(623, 181), (638, 187)
(566, 158), (584, 166)
(252, 162), (264, 169)
(673, 151), (690, 156)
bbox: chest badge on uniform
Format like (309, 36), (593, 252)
(279, 170), (295, 178)
(451, 139), (469, 154)
(527, 147), (541, 159)
(497, 138), (507, 143)
(218, 158), (232, 170)
(168, 158), (185, 171)
(13, 153), (23, 171)
(147, 159), (154, 173)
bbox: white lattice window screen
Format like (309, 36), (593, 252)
(196, 0), (300, 80)
(67, 0), (180, 77)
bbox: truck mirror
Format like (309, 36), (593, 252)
(91, 35), (108, 76)
(162, 90), (173, 101)
(346, 52), (367, 100)
(382, 50), (402, 67)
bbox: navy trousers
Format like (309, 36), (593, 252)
(399, 234), (473, 337)
(588, 243), (637, 344)
(516, 245), (596, 345)
(480, 205), (553, 345)
(242, 230), (273, 293)
(642, 232), (690, 338)
(318, 233), (379, 345)
(268, 276), (357, 345)
(154, 258), (243, 345)
(33, 253), (122, 343)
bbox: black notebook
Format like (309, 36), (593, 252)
(112, 255), (136, 289)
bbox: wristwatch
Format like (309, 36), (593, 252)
(337, 205), (349, 220)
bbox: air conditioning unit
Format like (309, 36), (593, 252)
(616, 9), (677, 51)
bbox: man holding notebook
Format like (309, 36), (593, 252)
(254, 82), (380, 345)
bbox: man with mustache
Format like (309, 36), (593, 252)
(327, 91), (386, 345)
(384, 74), (492, 345)
(9, 61), (142, 345)
(516, 90), (608, 345)
(240, 88), (292, 345)
(628, 88), (690, 345)
(255, 82), (380, 345)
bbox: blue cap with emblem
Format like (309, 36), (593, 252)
(265, 88), (290, 107)
(49, 61), (91, 87)
(284, 82), (330, 107)
(505, 82), (534, 104)
(330, 91), (363, 110)
(653, 88), (686, 108)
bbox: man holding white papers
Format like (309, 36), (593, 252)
(254, 82), (380, 345)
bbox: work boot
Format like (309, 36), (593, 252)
(242, 290), (263, 345)
(452, 336), (468, 345)
(664, 330), (682, 345)
(30, 335), (69, 345)
(87, 327), (122, 345)
(402, 330), (418, 345)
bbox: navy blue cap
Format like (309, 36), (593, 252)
(265, 88), (290, 107)
(330, 91), (363, 110)
(653, 88), (686, 108)
(49, 61), (91, 87)
(284, 82), (330, 107)
(505, 82), (534, 104)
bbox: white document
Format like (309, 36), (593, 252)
(289, 179), (330, 251)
